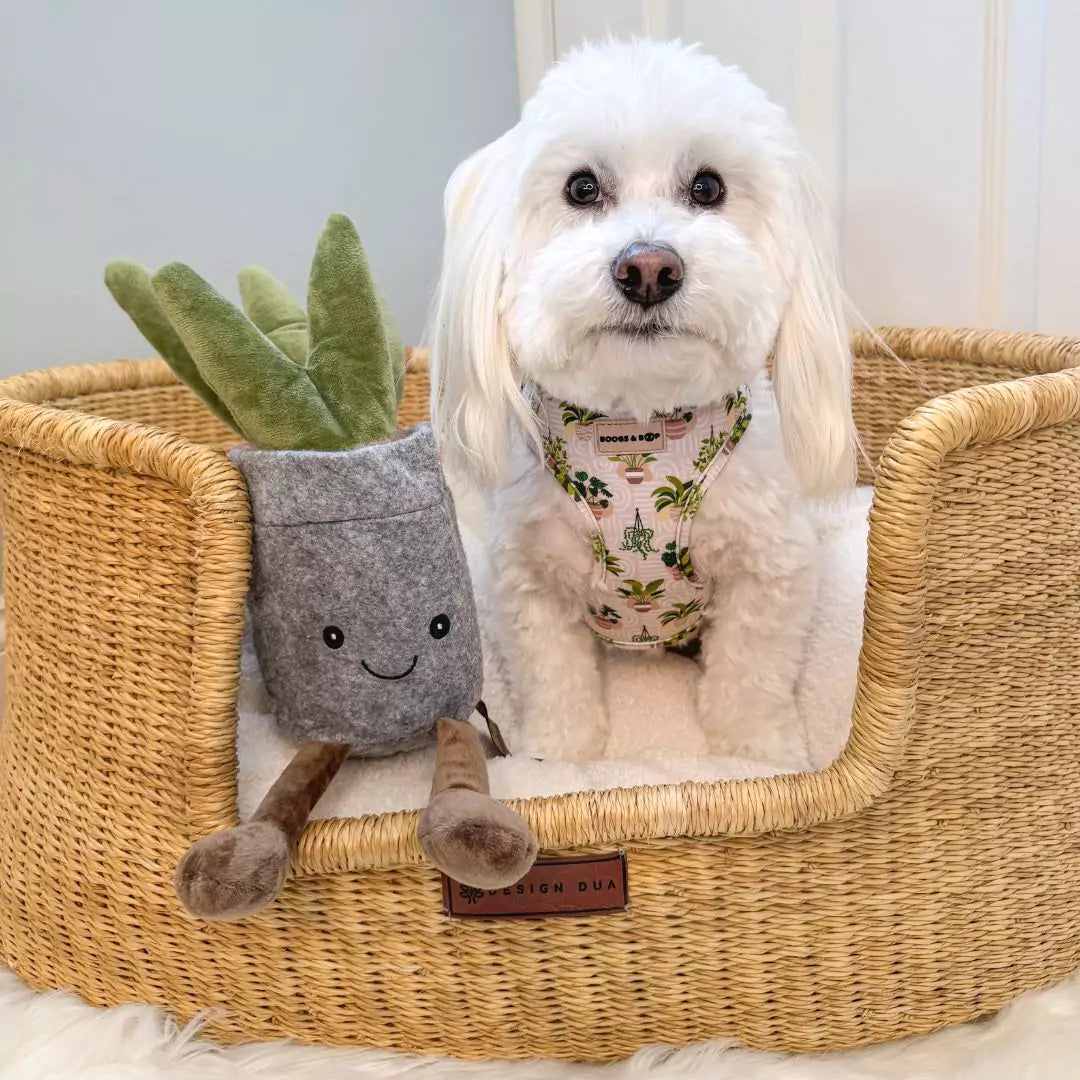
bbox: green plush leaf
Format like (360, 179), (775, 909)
(305, 213), (398, 445)
(152, 262), (351, 451)
(237, 266), (309, 365)
(104, 259), (241, 434)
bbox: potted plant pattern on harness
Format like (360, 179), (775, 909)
(609, 452), (657, 485)
(528, 377), (753, 652)
(542, 432), (568, 474)
(592, 533), (626, 578)
(561, 402), (607, 442)
(661, 541), (695, 581)
(619, 508), (658, 558)
(660, 599), (704, 627)
(652, 475), (701, 520)
(617, 578), (666, 613)
(546, 438), (612, 519)
(693, 390), (751, 472)
(587, 603), (622, 630)
(571, 471), (613, 519)
(662, 407), (694, 440)
(692, 430), (726, 473)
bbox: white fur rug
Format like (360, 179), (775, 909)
(1, 964), (1076, 1079)
(237, 489), (872, 819)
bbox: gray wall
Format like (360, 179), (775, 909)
(0, 0), (520, 372)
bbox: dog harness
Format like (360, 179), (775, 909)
(530, 386), (751, 647)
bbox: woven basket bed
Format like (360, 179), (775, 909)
(0, 326), (1079, 1061)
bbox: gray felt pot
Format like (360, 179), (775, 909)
(230, 424), (483, 757)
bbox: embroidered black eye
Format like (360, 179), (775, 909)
(566, 171), (601, 206)
(322, 625), (344, 649)
(690, 171), (725, 207)
(429, 614), (451, 639)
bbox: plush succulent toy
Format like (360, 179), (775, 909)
(106, 214), (537, 920)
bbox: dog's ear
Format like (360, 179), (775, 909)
(768, 154), (857, 497)
(427, 128), (532, 490)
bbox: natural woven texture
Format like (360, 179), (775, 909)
(851, 326), (1080, 482)
(1, 331), (1080, 1060)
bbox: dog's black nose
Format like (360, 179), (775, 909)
(612, 242), (683, 306)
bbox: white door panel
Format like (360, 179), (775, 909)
(1037, 0), (1080, 335)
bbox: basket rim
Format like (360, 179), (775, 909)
(853, 325), (1080, 371)
(3, 331), (1080, 875)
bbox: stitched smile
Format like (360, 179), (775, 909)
(361, 655), (418, 681)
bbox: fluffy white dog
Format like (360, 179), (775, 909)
(429, 40), (856, 769)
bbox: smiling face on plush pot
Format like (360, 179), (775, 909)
(232, 425), (483, 756)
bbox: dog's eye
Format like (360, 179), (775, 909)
(323, 625), (345, 649)
(429, 614), (451, 639)
(690, 171), (725, 207)
(566, 171), (601, 206)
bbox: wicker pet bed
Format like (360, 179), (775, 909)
(0, 327), (1078, 1061)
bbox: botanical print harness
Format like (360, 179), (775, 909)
(530, 386), (751, 648)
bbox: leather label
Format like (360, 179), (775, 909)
(442, 852), (628, 918)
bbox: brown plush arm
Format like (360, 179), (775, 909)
(429, 716), (492, 795)
(174, 740), (349, 921)
(251, 740), (350, 848)
(418, 719), (537, 889)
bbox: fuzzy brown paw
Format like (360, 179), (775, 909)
(174, 821), (290, 921)
(418, 788), (538, 889)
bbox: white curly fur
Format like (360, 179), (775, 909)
(429, 40), (856, 766)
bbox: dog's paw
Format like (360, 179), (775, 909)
(174, 821), (290, 921)
(419, 788), (538, 889)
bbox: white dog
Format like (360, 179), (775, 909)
(429, 40), (856, 769)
